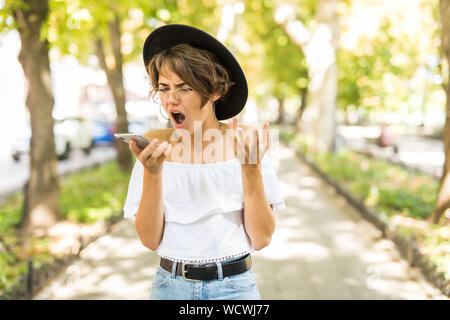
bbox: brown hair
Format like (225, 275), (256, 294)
(147, 43), (235, 108)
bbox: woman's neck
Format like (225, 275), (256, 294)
(171, 118), (229, 163)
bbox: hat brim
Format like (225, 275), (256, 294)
(143, 24), (247, 121)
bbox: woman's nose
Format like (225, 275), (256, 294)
(166, 91), (180, 103)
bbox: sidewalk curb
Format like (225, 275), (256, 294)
(289, 143), (450, 298)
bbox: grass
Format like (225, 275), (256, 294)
(280, 127), (449, 281)
(59, 161), (130, 223)
(0, 160), (131, 292)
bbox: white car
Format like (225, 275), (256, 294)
(11, 117), (94, 161)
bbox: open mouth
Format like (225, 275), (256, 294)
(171, 111), (186, 127)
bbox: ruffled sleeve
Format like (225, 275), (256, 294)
(123, 160), (143, 219)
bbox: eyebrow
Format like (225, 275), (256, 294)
(158, 82), (186, 87)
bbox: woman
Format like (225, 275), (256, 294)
(123, 24), (285, 300)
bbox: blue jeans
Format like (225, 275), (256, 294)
(150, 255), (261, 300)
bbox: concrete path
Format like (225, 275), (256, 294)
(33, 144), (448, 300)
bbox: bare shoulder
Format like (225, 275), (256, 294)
(143, 128), (174, 143)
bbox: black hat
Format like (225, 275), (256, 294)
(143, 24), (248, 121)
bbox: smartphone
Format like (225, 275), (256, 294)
(114, 133), (152, 149)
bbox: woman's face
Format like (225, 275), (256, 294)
(158, 64), (215, 133)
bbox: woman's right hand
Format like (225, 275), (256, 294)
(129, 138), (172, 175)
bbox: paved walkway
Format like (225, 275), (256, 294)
(33, 144), (448, 300)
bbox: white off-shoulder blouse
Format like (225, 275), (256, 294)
(123, 153), (286, 263)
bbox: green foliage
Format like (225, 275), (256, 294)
(0, 0), (27, 32)
(45, 0), (223, 66)
(431, 254), (450, 280)
(0, 251), (27, 291)
(59, 161), (130, 223)
(337, 0), (443, 119)
(423, 225), (450, 280)
(0, 193), (23, 234)
(0, 234), (56, 292)
(242, 0), (308, 105)
(279, 129), (296, 142)
(377, 188), (435, 220)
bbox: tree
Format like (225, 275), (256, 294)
(241, 0), (308, 126)
(337, 0), (441, 125)
(275, 0), (339, 153)
(1, 0), (62, 232)
(431, 0), (450, 225)
(49, 0), (154, 173)
(93, 8), (132, 172)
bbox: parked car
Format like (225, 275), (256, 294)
(91, 116), (162, 147)
(92, 120), (115, 146)
(10, 117), (94, 161)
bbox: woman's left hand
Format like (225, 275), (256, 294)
(228, 117), (270, 170)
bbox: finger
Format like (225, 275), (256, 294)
(153, 143), (172, 167)
(151, 141), (168, 159)
(244, 132), (249, 164)
(233, 132), (242, 155)
(254, 128), (259, 162)
(164, 143), (172, 157)
(248, 128), (259, 164)
(242, 128), (254, 164)
(129, 139), (141, 156)
(237, 128), (245, 149)
(260, 122), (269, 157)
(234, 129), (245, 162)
(139, 138), (160, 162)
(233, 116), (238, 130)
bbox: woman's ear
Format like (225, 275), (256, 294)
(211, 93), (221, 102)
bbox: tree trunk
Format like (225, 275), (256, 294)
(276, 96), (285, 124)
(13, 0), (61, 232)
(276, 0), (338, 153)
(308, 0), (338, 153)
(431, 0), (450, 225)
(95, 14), (132, 172)
(296, 87), (308, 132)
